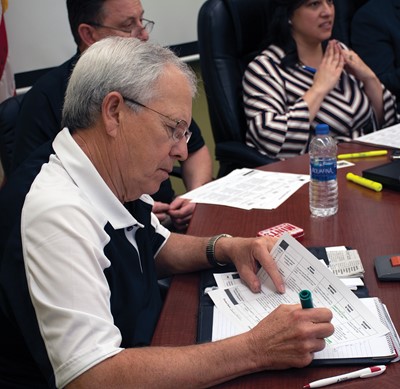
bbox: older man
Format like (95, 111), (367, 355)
(12, 0), (212, 231)
(0, 37), (333, 388)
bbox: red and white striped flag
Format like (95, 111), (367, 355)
(0, 0), (15, 103)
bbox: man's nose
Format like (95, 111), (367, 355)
(171, 138), (189, 162)
(136, 28), (149, 42)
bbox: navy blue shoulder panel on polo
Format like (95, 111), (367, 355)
(104, 204), (163, 347)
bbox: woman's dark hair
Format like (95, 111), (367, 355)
(262, 0), (307, 68)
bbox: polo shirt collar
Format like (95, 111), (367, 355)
(52, 128), (144, 230)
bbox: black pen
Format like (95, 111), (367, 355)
(242, 169), (255, 176)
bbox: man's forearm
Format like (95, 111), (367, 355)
(67, 332), (259, 389)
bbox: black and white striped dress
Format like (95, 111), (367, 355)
(243, 44), (399, 159)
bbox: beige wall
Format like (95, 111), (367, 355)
(170, 60), (219, 195)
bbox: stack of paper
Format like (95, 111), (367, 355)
(322, 246), (365, 290)
(206, 234), (400, 364)
(325, 246), (365, 278)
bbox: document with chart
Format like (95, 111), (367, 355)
(206, 234), (399, 364)
(180, 168), (309, 210)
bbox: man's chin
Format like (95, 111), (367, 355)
(133, 173), (170, 199)
(153, 170), (171, 188)
(148, 178), (169, 196)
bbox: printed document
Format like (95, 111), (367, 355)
(180, 168), (309, 210)
(356, 123), (400, 149)
(325, 246), (364, 278)
(208, 234), (389, 348)
(210, 300), (398, 362)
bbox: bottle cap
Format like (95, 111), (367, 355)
(315, 123), (329, 135)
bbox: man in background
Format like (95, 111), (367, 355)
(12, 0), (212, 231)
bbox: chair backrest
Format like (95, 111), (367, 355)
(197, 0), (269, 146)
(0, 94), (25, 178)
(331, 0), (369, 46)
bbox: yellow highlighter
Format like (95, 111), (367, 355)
(337, 150), (387, 159)
(346, 172), (383, 192)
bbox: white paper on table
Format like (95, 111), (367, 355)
(337, 160), (355, 169)
(325, 246), (365, 277)
(356, 123), (400, 149)
(180, 168), (310, 210)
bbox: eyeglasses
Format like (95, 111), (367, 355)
(123, 97), (192, 143)
(88, 18), (155, 36)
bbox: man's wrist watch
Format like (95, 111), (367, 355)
(206, 234), (232, 267)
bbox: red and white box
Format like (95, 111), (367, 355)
(257, 223), (304, 240)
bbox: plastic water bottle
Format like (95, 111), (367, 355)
(309, 124), (338, 217)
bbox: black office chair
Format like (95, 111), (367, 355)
(0, 94), (25, 181)
(331, 0), (369, 46)
(197, 0), (276, 178)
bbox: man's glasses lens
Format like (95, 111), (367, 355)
(143, 19), (154, 34)
(123, 96), (191, 143)
(174, 121), (192, 143)
(88, 18), (154, 36)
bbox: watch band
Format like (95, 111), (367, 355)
(206, 234), (232, 267)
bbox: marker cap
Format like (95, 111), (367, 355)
(299, 289), (313, 308)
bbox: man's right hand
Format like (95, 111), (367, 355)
(247, 304), (334, 370)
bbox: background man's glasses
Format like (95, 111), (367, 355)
(88, 18), (155, 36)
(123, 97), (192, 143)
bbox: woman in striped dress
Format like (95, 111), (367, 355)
(243, 0), (399, 160)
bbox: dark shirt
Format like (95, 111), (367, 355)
(12, 52), (205, 203)
(351, 0), (400, 104)
(331, 0), (369, 46)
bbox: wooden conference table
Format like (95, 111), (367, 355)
(152, 142), (400, 388)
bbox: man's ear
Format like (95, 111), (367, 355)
(102, 93), (124, 138)
(78, 23), (98, 49)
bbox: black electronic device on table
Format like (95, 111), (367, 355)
(362, 160), (400, 191)
(375, 254), (400, 281)
(390, 149), (400, 160)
